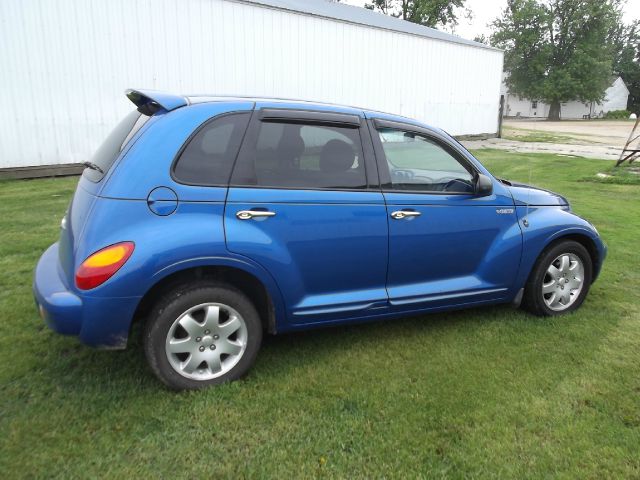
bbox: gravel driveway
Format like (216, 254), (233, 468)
(462, 119), (635, 160)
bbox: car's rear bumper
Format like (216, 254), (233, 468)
(33, 243), (140, 349)
(33, 243), (83, 334)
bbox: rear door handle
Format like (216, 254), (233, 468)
(236, 210), (276, 220)
(390, 210), (421, 220)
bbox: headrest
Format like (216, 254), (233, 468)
(277, 125), (305, 160)
(319, 139), (355, 173)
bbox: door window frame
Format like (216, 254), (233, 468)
(368, 118), (480, 195)
(229, 108), (380, 191)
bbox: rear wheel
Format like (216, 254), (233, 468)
(522, 240), (593, 316)
(143, 282), (262, 390)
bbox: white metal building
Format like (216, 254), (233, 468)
(501, 76), (630, 119)
(0, 0), (503, 171)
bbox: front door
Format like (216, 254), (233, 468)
(369, 119), (522, 309)
(224, 108), (389, 325)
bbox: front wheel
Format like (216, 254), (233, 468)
(522, 240), (593, 316)
(143, 282), (262, 390)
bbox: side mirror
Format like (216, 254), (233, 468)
(475, 173), (493, 197)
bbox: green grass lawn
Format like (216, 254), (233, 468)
(581, 161), (640, 185)
(1, 151), (639, 478)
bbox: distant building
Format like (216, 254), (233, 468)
(501, 76), (630, 119)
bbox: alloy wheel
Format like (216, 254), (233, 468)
(165, 303), (248, 380)
(541, 253), (585, 312)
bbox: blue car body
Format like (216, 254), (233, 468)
(33, 90), (606, 349)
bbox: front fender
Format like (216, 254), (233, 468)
(514, 206), (605, 289)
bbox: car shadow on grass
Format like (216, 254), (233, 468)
(31, 303), (570, 397)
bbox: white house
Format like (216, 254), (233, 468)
(0, 0), (504, 173)
(501, 76), (630, 119)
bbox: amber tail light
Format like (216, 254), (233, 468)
(75, 242), (135, 290)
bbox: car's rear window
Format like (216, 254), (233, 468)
(172, 112), (251, 185)
(84, 110), (149, 182)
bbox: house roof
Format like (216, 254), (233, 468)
(611, 76), (630, 95)
(234, 0), (501, 51)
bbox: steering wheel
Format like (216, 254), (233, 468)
(391, 169), (415, 181)
(413, 175), (436, 184)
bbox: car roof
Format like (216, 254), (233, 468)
(187, 94), (443, 132)
(126, 88), (444, 134)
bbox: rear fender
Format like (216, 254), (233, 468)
(148, 254), (287, 329)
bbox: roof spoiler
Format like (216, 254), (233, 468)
(125, 89), (188, 115)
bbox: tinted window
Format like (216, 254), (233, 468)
(377, 129), (474, 193)
(85, 110), (149, 182)
(173, 113), (251, 185)
(232, 121), (366, 189)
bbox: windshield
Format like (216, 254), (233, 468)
(84, 110), (149, 182)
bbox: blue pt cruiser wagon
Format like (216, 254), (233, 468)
(34, 89), (606, 389)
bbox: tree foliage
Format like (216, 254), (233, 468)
(473, 34), (490, 45)
(364, 0), (465, 28)
(611, 19), (640, 113)
(492, 0), (621, 120)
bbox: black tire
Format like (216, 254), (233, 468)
(522, 240), (593, 316)
(143, 281), (262, 390)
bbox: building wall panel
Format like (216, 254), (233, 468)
(0, 0), (503, 168)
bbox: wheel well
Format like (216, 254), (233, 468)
(546, 234), (599, 279)
(133, 266), (277, 334)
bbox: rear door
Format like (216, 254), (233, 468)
(224, 107), (389, 326)
(369, 118), (522, 309)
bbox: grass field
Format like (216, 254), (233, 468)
(582, 161), (640, 185)
(1, 150), (639, 478)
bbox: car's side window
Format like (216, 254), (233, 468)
(377, 128), (475, 193)
(231, 121), (367, 189)
(173, 112), (251, 185)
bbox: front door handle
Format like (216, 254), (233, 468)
(390, 210), (421, 220)
(236, 210), (276, 220)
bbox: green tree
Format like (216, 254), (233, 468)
(364, 0), (465, 28)
(611, 19), (640, 113)
(492, 0), (620, 120)
(473, 34), (490, 45)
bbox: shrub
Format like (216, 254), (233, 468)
(604, 109), (632, 120)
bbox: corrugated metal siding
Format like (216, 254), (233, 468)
(0, 0), (503, 168)
(239, 0), (501, 51)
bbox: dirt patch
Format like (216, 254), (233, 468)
(462, 138), (622, 160)
(503, 119), (633, 147)
(462, 119), (636, 160)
